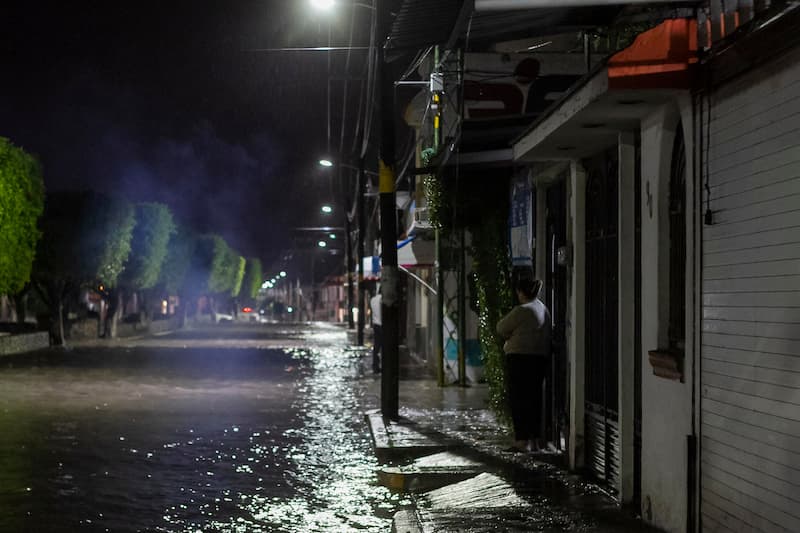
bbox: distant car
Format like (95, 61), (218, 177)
(240, 306), (262, 323)
(215, 313), (233, 323)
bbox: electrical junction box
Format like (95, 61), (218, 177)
(430, 72), (444, 93)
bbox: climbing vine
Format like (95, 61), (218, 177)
(423, 164), (514, 422)
(470, 214), (514, 423)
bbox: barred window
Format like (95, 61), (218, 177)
(667, 125), (686, 353)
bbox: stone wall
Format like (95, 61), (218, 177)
(0, 331), (50, 356)
(69, 316), (181, 340)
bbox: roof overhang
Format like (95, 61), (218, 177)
(514, 18), (698, 162)
(387, 0), (621, 53)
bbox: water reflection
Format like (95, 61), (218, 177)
(0, 325), (402, 532)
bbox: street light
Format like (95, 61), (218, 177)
(280, 271), (287, 277)
(318, 158), (378, 177)
(321, 205), (333, 214)
(310, 0), (335, 9)
(318, 240), (327, 248)
(310, 0), (375, 11)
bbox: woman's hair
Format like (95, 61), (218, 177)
(516, 278), (543, 299)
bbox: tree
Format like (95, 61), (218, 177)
(156, 224), (197, 325)
(33, 191), (135, 344)
(231, 255), (246, 298)
(124, 203), (176, 291)
(242, 258), (263, 303)
(160, 224), (196, 288)
(186, 235), (229, 319)
(108, 202), (176, 334)
(205, 235), (236, 294)
(0, 138), (44, 299)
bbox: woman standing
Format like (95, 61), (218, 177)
(496, 278), (551, 452)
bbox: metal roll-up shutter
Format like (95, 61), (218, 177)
(701, 45), (800, 533)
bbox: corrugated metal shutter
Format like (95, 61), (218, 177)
(701, 45), (800, 533)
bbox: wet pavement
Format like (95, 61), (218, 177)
(0, 322), (407, 532)
(369, 368), (657, 533)
(0, 322), (655, 532)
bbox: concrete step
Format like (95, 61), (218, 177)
(378, 451), (484, 492)
(366, 409), (461, 463)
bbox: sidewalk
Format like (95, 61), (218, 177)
(366, 377), (657, 533)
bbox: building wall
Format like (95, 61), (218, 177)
(639, 98), (697, 533)
(700, 44), (800, 533)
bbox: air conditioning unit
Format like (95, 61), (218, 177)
(414, 206), (433, 229)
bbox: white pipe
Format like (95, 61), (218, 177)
(399, 265), (437, 295)
(476, 0), (697, 10)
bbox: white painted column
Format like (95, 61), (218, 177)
(568, 160), (587, 470)
(618, 131), (637, 502)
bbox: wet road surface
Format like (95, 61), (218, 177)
(0, 323), (407, 532)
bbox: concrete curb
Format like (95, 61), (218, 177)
(391, 509), (423, 533)
(365, 409), (459, 463)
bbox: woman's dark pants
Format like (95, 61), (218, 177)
(506, 353), (549, 441)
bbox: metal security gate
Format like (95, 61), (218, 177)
(584, 150), (620, 494)
(545, 179), (568, 450)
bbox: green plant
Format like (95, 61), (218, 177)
(230, 255), (246, 298)
(32, 191), (136, 343)
(124, 202), (176, 291)
(0, 138), (44, 295)
(160, 224), (197, 294)
(471, 216), (514, 423)
(242, 258), (263, 301)
(422, 163), (514, 422)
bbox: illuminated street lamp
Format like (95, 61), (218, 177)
(318, 240), (327, 248)
(280, 271), (287, 277)
(321, 205), (333, 214)
(319, 158), (333, 167)
(310, 0), (335, 9)
(329, 233), (336, 239)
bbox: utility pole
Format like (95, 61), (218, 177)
(344, 166), (355, 330)
(357, 157), (366, 346)
(377, 0), (399, 419)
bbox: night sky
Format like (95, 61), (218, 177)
(1, 1), (369, 268)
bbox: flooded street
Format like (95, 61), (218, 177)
(0, 323), (405, 532)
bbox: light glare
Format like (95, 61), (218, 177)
(318, 240), (327, 247)
(321, 205), (333, 214)
(311, 0), (334, 9)
(319, 158), (333, 167)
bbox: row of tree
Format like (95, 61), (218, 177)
(0, 137), (263, 344)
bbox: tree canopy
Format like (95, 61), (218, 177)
(242, 258), (263, 301)
(231, 255), (246, 298)
(190, 234), (243, 296)
(160, 224), (197, 294)
(123, 202), (176, 290)
(34, 191), (135, 289)
(0, 138), (44, 295)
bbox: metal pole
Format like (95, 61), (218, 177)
(435, 228), (445, 386)
(458, 225), (467, 387)
(345, 169), (355, 329)
(344, 206), (356, 329)
(357, 158), (366, 345)
(378, 0), (399, 420)
(432, 45), (445, 388)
